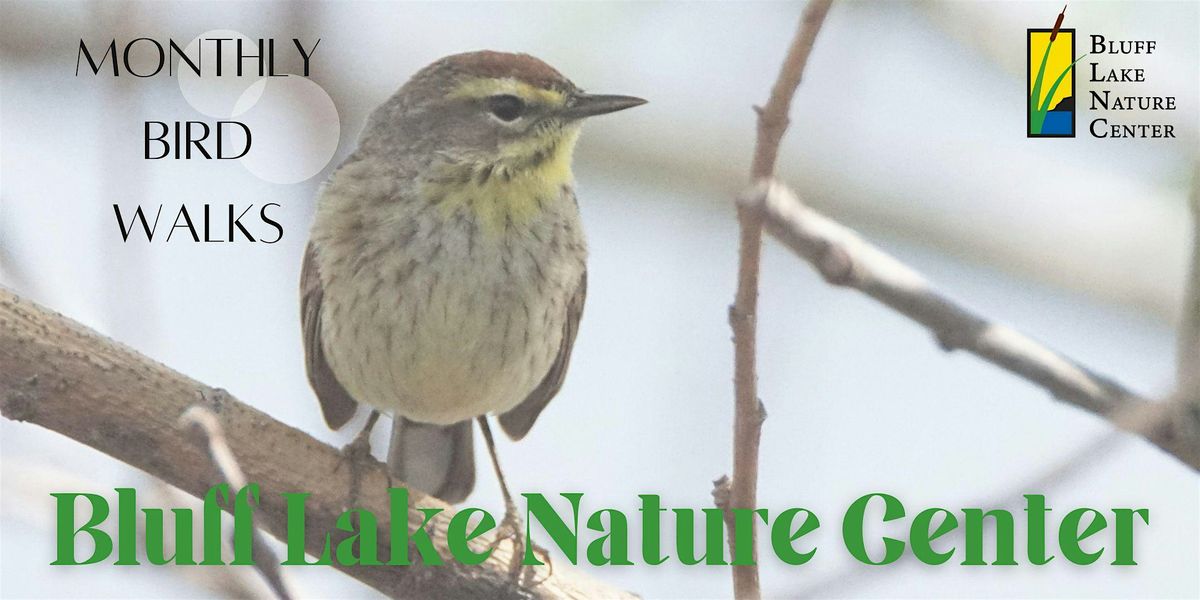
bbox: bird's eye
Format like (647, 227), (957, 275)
(487, 95), (525, 122)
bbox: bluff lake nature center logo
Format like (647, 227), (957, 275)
(1028, 5), (1083, 137)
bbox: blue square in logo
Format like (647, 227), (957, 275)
(1041, 111), (1073, 135)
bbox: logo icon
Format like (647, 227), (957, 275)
(1028, 6), (1082, 137)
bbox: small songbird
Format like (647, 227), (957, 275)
(300, 50), (644, 563)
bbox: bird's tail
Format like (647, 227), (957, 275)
(387, 417), (475, 504)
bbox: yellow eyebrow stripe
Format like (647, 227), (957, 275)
(447, 77), (565, 106)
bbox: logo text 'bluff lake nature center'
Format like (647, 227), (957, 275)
(1027, 5), (1179, 140)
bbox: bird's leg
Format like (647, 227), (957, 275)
(478, 416), (552, 584)
(335, 409), (382, 508)
(344, 409), (381, 459)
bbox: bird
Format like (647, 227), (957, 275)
(300, 50), (645, 569)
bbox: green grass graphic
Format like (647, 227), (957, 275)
(1029, 36), (1056, 134)
(1029, 36), (1086, 135)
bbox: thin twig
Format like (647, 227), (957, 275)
(794, 429), (1124, 597)
(1178, 162), (1200, 401)
(749, 0), (832, 181)
(179, 404), (295, 600)
(796, 391), (1186, 598)
(725, 2), (832, 599)
(0, 460), (272, 599)
(151, 480), (278, 599)
(741, 179), (1200, 470)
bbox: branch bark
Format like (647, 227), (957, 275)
(0, 289), (637, 600)
(739, 179), (1200, 471)
(725, 2), (832, 599)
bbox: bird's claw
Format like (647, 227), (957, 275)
(334, 430), (376, 510)
(335, 433), (374, 470)
(487, 501), (552, 586)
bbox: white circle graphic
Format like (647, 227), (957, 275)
(233, 76), (341, 184)
(176, 29), (341, 184)
(177, 30), (265, 118)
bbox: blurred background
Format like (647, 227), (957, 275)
(2, 1), (1198, 598)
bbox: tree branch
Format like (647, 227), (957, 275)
(739, 179), (1200, 471)
(0, 289), (637, 600)
(1178, 162), (1200, 401)
(725, 2), (832, 599)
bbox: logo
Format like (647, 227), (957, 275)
(1028, 6), (1082, 137)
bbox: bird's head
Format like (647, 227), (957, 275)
(360, 50), (645, 176)
(353, 51), (644, 233)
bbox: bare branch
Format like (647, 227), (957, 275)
(726, 2), (832, 599)
(740, 179), (1200, 471)
(794, 430), (1126, 598)
(179, 405), (295, 600)
(1178, 162), (1200, 401)
(796, 391), (1189, 598)
(0, 289), (637, 600)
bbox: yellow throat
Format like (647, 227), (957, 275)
(421, 126), (581, 235)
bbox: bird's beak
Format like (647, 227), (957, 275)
(561, 93), (647, 120)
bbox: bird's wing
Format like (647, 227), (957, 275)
(301, 242), (358, 430)
(499, 269), (587, 440)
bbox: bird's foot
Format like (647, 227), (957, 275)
(340, 428), (375, 462)
(334, 424), (377, 510)
(487, 498), (552, 586)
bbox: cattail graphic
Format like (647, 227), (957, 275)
(1030, 3), (1084, 134)
(1050, 5), (1067, 42)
